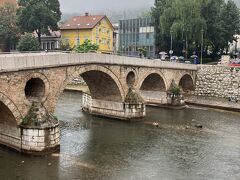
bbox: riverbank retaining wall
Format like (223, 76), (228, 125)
(195, 65), (240, 100)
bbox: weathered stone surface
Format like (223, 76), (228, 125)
(195, 65), (240, 100)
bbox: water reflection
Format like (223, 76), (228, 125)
(0, 91), (240, 180)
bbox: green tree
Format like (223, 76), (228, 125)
(221, 0), (240, 53)
(17, 33), (40, 51)
(152, 0), (240, 59)
(60, 39), (72, 51)
(0, 3), (19, 52)
(151, 0), (170, 52)
(17, 0), (61, 45)
(201, 0), (226, 57)
(138, 47), (148, 58)
(159, 0), (205, 55)
(74, 40), (99, 53)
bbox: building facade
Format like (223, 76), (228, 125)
(34, 31), (61, 51)
(0, 0), (16, 5)
(60, 13), (114, 54)
(119, 18), (155, 58)
(112, 23), (119, 54)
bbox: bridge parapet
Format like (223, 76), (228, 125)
(0, 53), (197, 72)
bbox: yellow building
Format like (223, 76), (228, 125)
(60, 13), (114, 54)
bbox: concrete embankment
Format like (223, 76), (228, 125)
(186, 95), (240, 112)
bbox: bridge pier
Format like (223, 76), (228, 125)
(0, 103), (60, 154)
(82, 89), (146, 120)
(18, 101), (60, 154)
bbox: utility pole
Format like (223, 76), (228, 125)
(77, 24), (81, 46)
(201, 29), (204, 64)
(185, 30), (188, 61)
(170, 30), (173, 60)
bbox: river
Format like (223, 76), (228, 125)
(1, 91), (240, 180)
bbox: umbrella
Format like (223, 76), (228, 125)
(159, 51), (167, 55)
(190, 55), (198, 58)
(171, 56), (179, 60)
(179, 56), (184, 60)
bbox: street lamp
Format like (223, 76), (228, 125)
(77, 23), (81, 46)
(185, 29), (188, 61)
(201, 28), (204, 64)
(170, 30), (173, 60)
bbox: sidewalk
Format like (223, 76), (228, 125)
(185, 95), (240, 112)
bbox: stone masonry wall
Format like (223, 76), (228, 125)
(195, 65), (240, 100)
(21, 125), (60, 153)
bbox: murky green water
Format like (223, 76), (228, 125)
(1, 91), (240, 180)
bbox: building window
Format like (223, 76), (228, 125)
(96, 27), (99, 36)
(102, 38), (106, 44)
(43, 43), (46, 50)
(51, 42), (55, 50)
(146, 33), (150, 39)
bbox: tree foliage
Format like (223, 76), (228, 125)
(138, 47), (148, 58)
(152, 0), (240, 58)
(74, 40), (99, 53)
(17, 33), (40, 51)
(17, 0), (61, 44)
(60, 39), (72, 51)
(0, 3), (19, 52)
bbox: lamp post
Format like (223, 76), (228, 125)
(77, 23), (80, 46)
(201, 28), (204, 64)
(185, 29), (188, 61)
(170, 30), (173, 60)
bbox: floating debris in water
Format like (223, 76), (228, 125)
(152, 122), (159, 127)
(195, 124), (203, 129)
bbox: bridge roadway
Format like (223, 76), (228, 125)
(0, 53), (197, 154)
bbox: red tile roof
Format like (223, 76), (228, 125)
(0, 0), (17, 5)
(60, 15), (108, 30)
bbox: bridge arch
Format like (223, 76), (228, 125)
(0, 93), (22, 125)
(66, 65), (125, 102)
(0, 93), (22, 124)
(24, 73), (50, 103)
(178, 74), (195, 92)
(138, 72), (167, 91)
(126, 71), (136, 88)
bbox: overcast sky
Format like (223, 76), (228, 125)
(59, 0), (154, 14)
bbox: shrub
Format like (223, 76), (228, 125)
(74, 40), (99, 53)
(17, 33), (40, 51)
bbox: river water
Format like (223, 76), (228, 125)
(1, 91), (240, 180)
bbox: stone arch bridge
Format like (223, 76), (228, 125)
(0, 53), (197, 154)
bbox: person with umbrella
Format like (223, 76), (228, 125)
(191, 55), (199, 64)
(159, 51), (168, 60)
